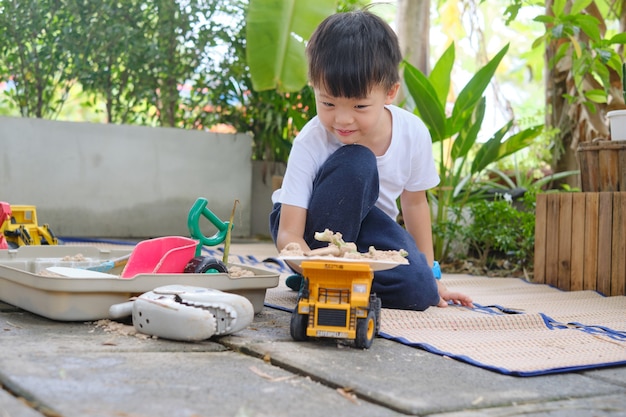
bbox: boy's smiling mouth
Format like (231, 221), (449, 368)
(335, 128), (356, 136)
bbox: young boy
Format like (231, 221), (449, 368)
(269, 10), (473, 311)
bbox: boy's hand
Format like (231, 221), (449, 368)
(437, 286), (474, 308)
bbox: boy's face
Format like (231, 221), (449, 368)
(314, 83), (399, 146)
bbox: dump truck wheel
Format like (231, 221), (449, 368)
(184, 256), (228, 274)
(355, 309), (376, 349)
(371, 295), (382, 335)
(290, 309), (309, 341)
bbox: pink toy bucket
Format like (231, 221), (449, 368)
(120, 236), (198, 278)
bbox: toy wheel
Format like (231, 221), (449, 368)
(355, 309), (376, 349)
(370, 294), (382, 335)
(290, 309), (309, 341)
(184, 256), (228, 274)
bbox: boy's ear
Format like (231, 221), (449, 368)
(385, 83), (401, 104)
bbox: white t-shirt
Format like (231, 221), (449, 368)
(272, 104), (440, 220)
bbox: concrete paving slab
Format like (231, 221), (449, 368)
(431, 394), (626, 417)
(1, 307), (402, 417)
(1, 351), (404, 417)
(2, 307), (228, 354)
(0, 389), (44, 417)
(585, 367), (626, 386)
(3, 302), (626, 417)
(224, 307), (626, 416)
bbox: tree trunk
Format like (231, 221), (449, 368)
(396, 0), (430, 108)
(156, 0), (180, 127)
(545, 0), (579, 189)
(396, 0), (430, 73)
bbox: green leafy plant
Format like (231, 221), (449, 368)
(482, 165), (579, 194)
(463, 192), (536, 275)
(0, 0), (75, 118)
(219, 84), (317, 163)
(403, 42), (543, 261)
(65, 0), (229, 127)
(533, 0), (626, 110)
(206, 9), (317, 164)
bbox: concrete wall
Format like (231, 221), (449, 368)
(0, 117), (254, 238)
(250, 161), (286, 240)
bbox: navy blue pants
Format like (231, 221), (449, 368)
(270, 145), (440, 311)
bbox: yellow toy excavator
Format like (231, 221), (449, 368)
(0, 202), (58, 249)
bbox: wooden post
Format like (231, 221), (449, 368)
(534, 195), (547, 285)
(569, 193), (585, 291)
(534, 192), (626, 296)
(597, 193), (613, 295)
(583, 193), (599, 291)
(557, 193), (572, 291)
(612, 193), (626, 295)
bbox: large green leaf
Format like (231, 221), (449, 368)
(572, 14), (601, 43)
(470, 122), (513, 175)
(403, 62), (447, 143)
(570, 0), (593, 15)
(496, 124), (543, 161)
(428, 43), (455, 107)
(451, 97), (485, 160)
(246, 0), (336, 92)
(449, 44), (509, 135)
(471, 123), (543, 174)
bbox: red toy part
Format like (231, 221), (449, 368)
(0, 202), (11, 249)
(0, 201), (11, 224)
(120, 236), (198, 278)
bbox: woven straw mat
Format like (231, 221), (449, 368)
(264, 273), (626, 376)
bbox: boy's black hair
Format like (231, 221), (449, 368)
(306, 10), (402, 99)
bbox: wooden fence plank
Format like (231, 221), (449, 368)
(583, 193), (599, 291)
(577, 143), (599, 191)
(596, 192), (613, 296)
(599, 148), (620, 191)
(545, 194), (560, 289)
(557, 193), (572, 290)
(569, 193), (586, 291)
(533, 194), (547, 285)
(611, 193), (626, 295)
(619, 147), (626, 191)
(535, 192), (626, 296)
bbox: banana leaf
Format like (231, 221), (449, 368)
(246, 0), (336, 92)
(403, 63), (447, 143)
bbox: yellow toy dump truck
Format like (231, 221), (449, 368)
(0, 202), (58, 249)
(290, 260), (381, 349)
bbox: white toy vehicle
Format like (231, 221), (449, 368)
(110, 285), (254, 341)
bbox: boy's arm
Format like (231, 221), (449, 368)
(275, 203), (310, 274)
(399, 190), (434, 265)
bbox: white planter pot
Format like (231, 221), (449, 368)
(607, 109), (626, 141)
